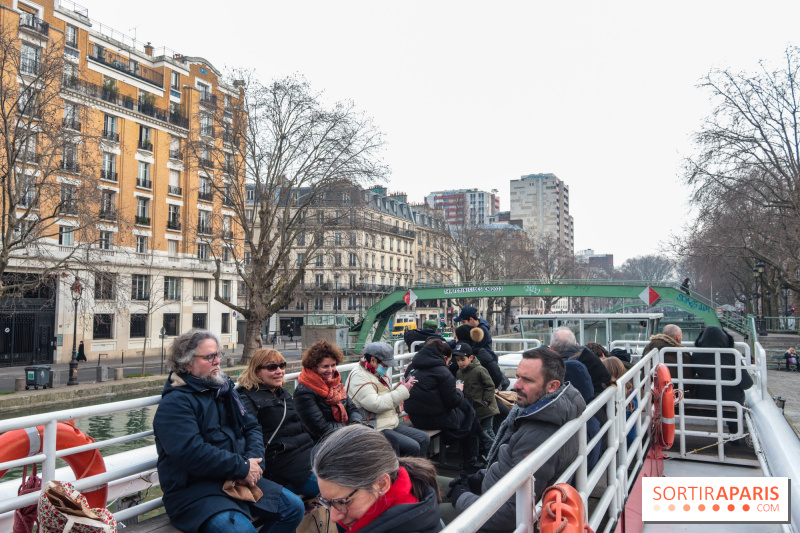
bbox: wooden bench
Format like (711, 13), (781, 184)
(422, 428), (447, 463)
(120, 514), (179, 533)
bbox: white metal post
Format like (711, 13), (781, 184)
(42, 419), (58, 485)
(515, 475), (534, 533)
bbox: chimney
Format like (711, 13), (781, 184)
(144, 42), (153, 56)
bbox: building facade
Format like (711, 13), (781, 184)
(510, 173), (574, 249)
(1, 0), (243, 364)
(425, 188), (499, 227)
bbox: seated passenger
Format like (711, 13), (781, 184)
(404, 338), (485, 467)
(450, 347), (586, 531)
(295, 340), (362, 441)
(564, 360), (601, 471)
(313, 425), (442, 533)
(345, 342), (430, 457)
(404, 320), (443, 352)
(603, 356), (638, 447)
(237, 349), (318, 496)
(453, 342), (499, 452)
(153, 330), (303, 533)
(455, 325), (508, 391)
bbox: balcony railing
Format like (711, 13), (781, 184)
(223, 132), (237, 145)
(222, 230), (233, 240)
(61, 77), (189, 129)
(197, 158), (214, 169)
(62, 118), (81, 131)
(193, 295), (209, 301)
(197, 224), (212, 236)
(87, 49), (163, 87)
(167, 219), (181, 231)
(19, 195), (36, 208)
(136, 178), (152, 189)
(20, 13), (49, 36)
(138, 139), (153, 151)
(169, 149), (183, 160)
(200, 126), (214, 138)
(223, 164), (235, 175)
(60, 203), (78, 215)
(102, 129), (119, 142)
(198, 190), (213, 202)
(135, 215), (151, 226)
(61, 160), (80, 173)
(99, 209), (117, 222)
(222, 196), (234, 207)
(101, 170), (117, 182)
(168, 185), (182, 196)
(16, 152), (39, 164)
(199, 93), (217, 107)
(20, 59), (40, 76)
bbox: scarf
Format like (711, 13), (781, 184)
(342, 467), (418, 532)
(362, 360), (390, 388)
(298, 367), (349, 423)
(183, 373), (247, 438)
(485, 386), (564, 465)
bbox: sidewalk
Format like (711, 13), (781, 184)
(0, 343), (306, 393)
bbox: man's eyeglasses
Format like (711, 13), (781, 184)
(318, 488), (359, 513)
(257, 362), (287, 371)
(195, 352), (223, 363)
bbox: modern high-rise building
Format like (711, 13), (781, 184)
(424, 189), (499, 226)
(0, 0), (243, 364)
(509, 173), (574, 249)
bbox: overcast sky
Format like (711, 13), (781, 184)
(78, 0), (800, 264)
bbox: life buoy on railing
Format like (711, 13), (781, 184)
(652, 363), (682, 449)
(0, 421), (108, 508)
(540, 483), (594, 533)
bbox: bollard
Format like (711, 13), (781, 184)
(114, 368), (124, 380)
(49, 370), (61, 389)
(14, 377), (25, 391)
(226, 356), (234, 368)
(96, 366), (108, 382)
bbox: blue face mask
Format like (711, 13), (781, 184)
(375, 363), (388, 377)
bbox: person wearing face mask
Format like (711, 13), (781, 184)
(345, 342), (430, 457)
(295, 340), (363, 442)
(237, 349), (319, 497)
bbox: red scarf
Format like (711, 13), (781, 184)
(362, 360), (390, 388)
(298, 367), (349, 423)
(342, 467), (418, 532)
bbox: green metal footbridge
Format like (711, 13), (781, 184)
(351, 280), (738, 352)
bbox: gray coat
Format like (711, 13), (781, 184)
(455, 384), (586, 531)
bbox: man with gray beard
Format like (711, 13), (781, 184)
(153, 329), (303, 533)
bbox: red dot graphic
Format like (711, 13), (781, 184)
(699, 504), (706, 511)
(668, 504), (676, 512)
(743, 504), (750, 512)
(728, 504), (735, 512)
(713, 504), (720, 512)
(683, 504), (691, 512)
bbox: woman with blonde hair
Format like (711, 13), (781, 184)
(602, 356), (637, 447)
(237, 349), (318, 496)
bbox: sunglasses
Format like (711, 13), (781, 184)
(318, 488), (359, 513)
(258, 361), (287, 371)
(195, 352), (224, 363)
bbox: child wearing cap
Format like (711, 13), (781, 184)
(453, 341), (499, 451)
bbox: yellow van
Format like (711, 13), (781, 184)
(391, 322), (417, 337)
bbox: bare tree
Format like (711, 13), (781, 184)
(615, 254), (675, 282)
(190, 73), (387, 362)
(527, 235), (577, 313)
(480, 227), (532, 332)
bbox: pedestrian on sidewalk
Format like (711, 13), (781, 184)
(288, 326), (294, 342)
(784, 347), (800, 371)
(76, 341), (87, 362)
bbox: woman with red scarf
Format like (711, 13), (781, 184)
(313, 425), (442, 533)
(294, 340), (363, 441)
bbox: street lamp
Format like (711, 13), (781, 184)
(67, 277), (83, 386)
(160, 326), (167, 374)
(755, 262), (767, 336)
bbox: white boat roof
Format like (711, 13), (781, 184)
(516, 313), (664, 320)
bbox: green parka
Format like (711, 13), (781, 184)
(456, 357), (499, 420)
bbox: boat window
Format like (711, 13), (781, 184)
(583, 319), (608, 346)
(518, 318), (553, 345)
(610, 319), (650, 343)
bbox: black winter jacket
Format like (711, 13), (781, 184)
(340, 486), (442, 533)
(238, 385), (314, 486)
(404, 328), (443, 352)
(294, 383), (362, 442)
(403, 343), (464, 431)
(692, 326), (753, 405)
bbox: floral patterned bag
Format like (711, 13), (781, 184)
(37, 481), (116, 533)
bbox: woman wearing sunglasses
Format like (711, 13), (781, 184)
(237, 349), (319, 497)
(313, 425), (442, 532)
(295, 340), (362, 442)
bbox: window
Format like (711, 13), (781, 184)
(225, 95), (231, 109)
(163, 313), (179, 336)
(221, 280), (231, 300)
(139, 125), (152, 150)
(132, 274), (150, 300)
(164, 277), (180, 300)
(168, 205), (180, 228)
(333, 296), (342, 311)
(94, 273), (116, 300)
(171, 71), (180, 90)
(390, 238), (394, 251)
(349, 253), (357, 267)
(334, 232), (342, 245)
(192, 313), (207, 329)
(168, 239), (178, 258)
(348, 296), (357, 311)
(63, 101), (78, 127)
(102, 152), (116, 180)
(297, 232), (305, 246)
(296, 252), (305, 267)
(201, 113), (213, 136)
(20, 43), (40, 75)
(93, 314), (113, 339)
(222, 246), (231, 262)
(315, 274), (324, 288)
(130, 314), (148, 338)
(314, 298), (324, 311)
(334, 253), (342, 267)
(169, 170), (180, 193)
(221, 313), (230, 334)
(315, 255), (323, 267)
(197, 243), (210, 260)
(193, 279), (208, 301)
(60, 184), (77, 213)
(246, 188), (254, 201)
(198, 210), (211, 234)
(199, 176), (211, 196)
(381, 256), (385, 269)
(135, 235), (148, 253)
(58, 226), (74, 246)
(62, 143), (78, 171)
(137, 162), (151, 188)
(349, 274), (357, 288)
(99, 231), (113, 250)
(136, 198), (149, 223)
(65, 25), (78, 47)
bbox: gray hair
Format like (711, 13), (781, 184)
(550, 326), (577, 355)
(312, 425), (399, 491)
(167, 329), (221, 374)
(663, 324), (682, 341)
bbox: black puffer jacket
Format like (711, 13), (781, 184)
(692, 326), (754, 405)
(349, 486), (442, 533)
(403, 343), (464, 431)
(294, 384), (362, 442)
(404, 328), (443, 352)
(238, 385), (314, 486)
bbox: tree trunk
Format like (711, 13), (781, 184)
(239, 315), (264, 365)
(503, 297), (513, 334)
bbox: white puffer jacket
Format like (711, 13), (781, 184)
(344, 362), (409, 431)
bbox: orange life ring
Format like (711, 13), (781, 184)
(540, 483), (594, 533)
(654, 363), (675, 449)
(0, 421), (107, 508)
